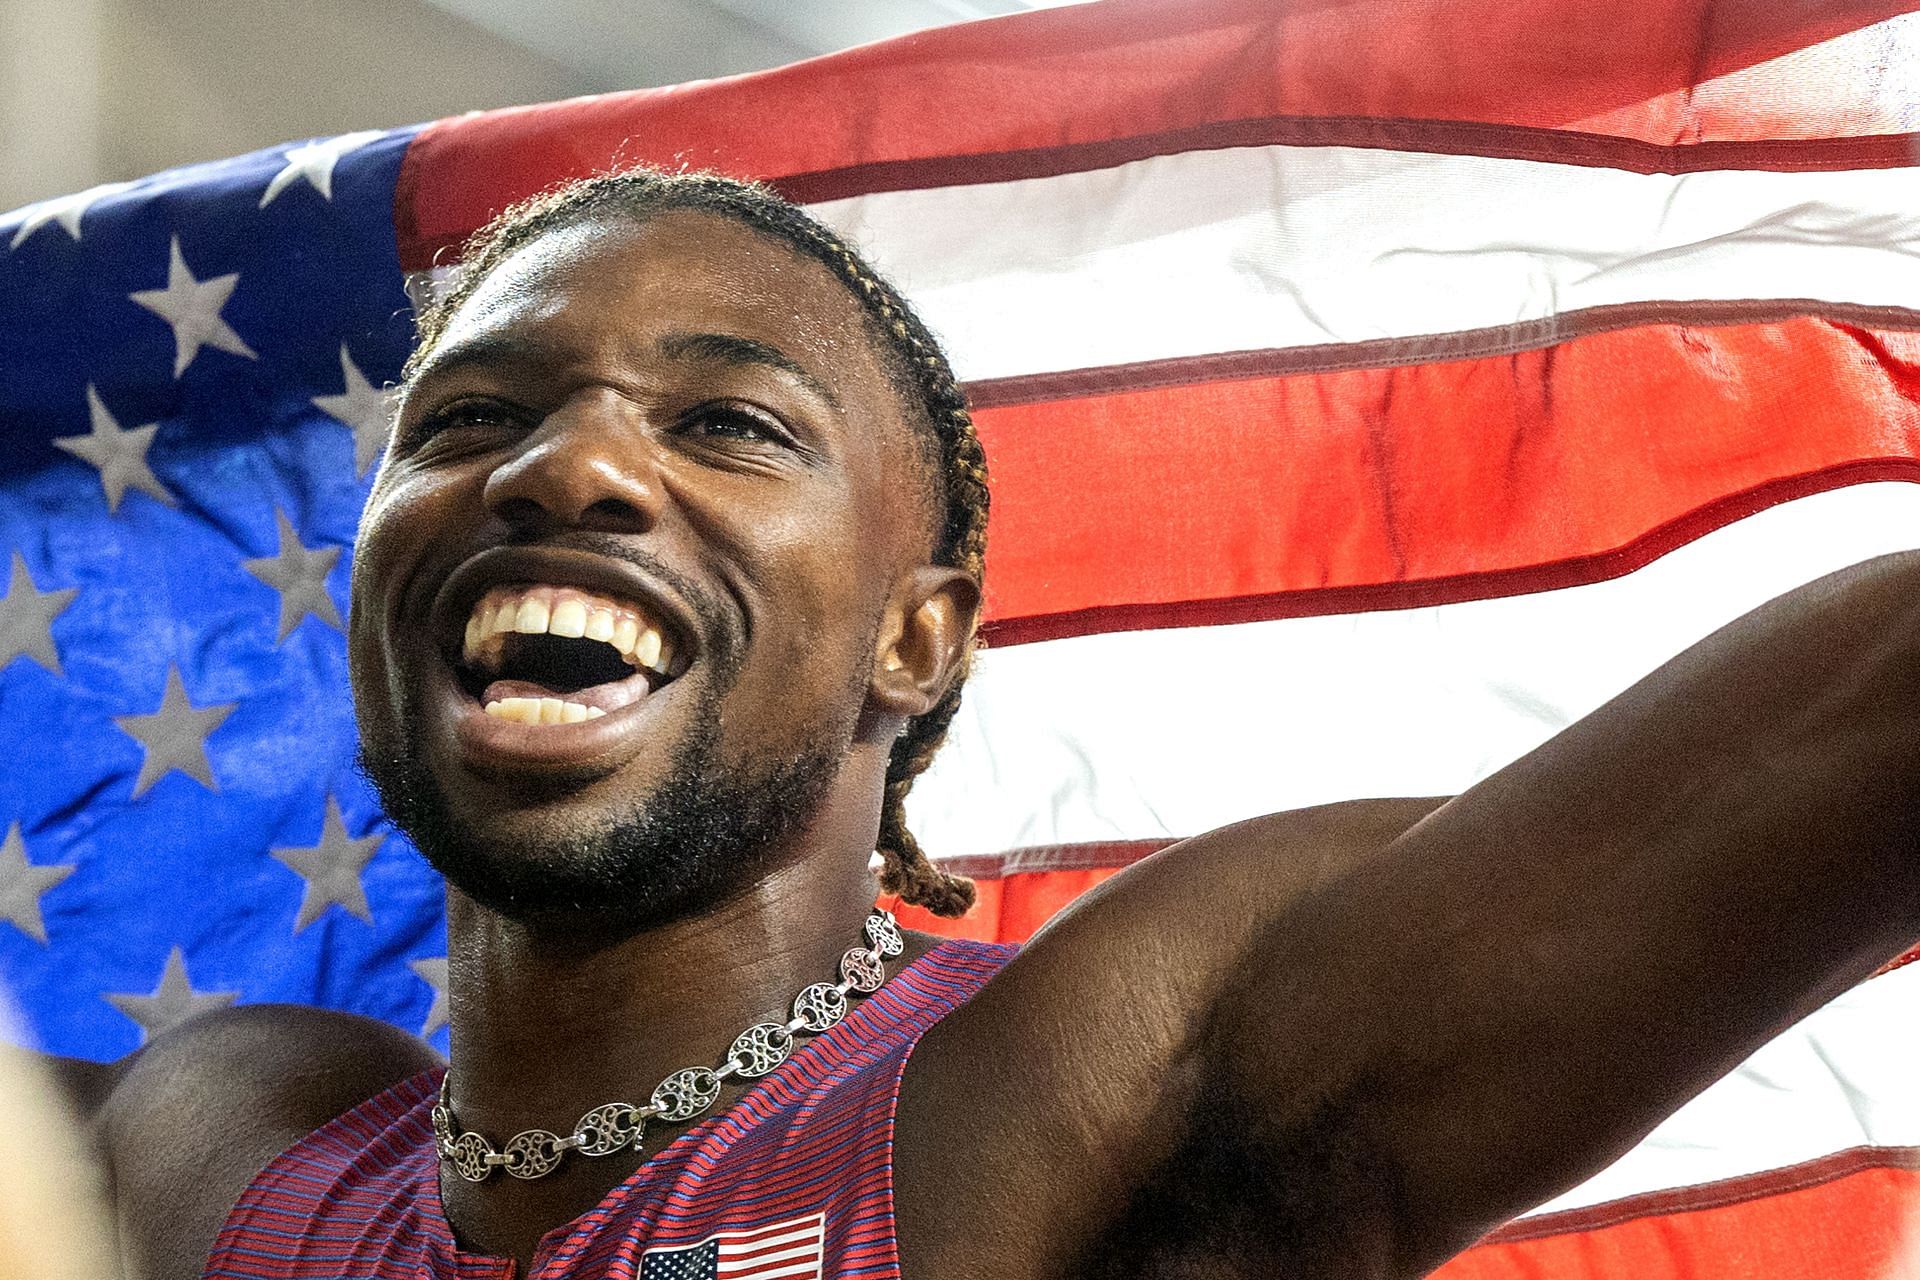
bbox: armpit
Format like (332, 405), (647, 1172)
(1078, 1073), (1406, 1280)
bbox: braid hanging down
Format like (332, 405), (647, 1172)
(405, 168), (990, 917)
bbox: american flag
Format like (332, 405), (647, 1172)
(636, 1214), (824, 1280)
(0, 127), (445, 1058)
(2, 1), (1918, 1277)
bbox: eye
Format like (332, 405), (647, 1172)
(679, 403), (796, 448)
(401, 396), (526, 449)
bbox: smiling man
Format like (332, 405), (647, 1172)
(73, 169), (1920, 1280)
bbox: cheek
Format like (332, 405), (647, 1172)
(744, 513), (880, 694)
(788, 502), (878, 611)
(348, 468), (479, 688)
(345, 487), (410, 729)
(356, 464), (481, 589)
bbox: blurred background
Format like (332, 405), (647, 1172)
(3, 0), (1094, 211)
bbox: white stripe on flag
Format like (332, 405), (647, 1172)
(714, 1214), (823, 1279)
(808, 143), (1920, 382)
(636, 1213), (825, 1280)
(716, 1244), (821, 1270)
(713, 1223), (820, 1250)
(908, 482), (1920, 857)
(1531, 959), (1920, 1215)
(717, 1263), (824, 1280)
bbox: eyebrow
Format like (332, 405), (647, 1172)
(404, 332), (546, 393)
(658, 331), (842, 413)
(407, 330), (842, 414)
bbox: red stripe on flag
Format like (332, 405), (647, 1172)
(714, 1213), (824, 1279)
(972, 321), (1920, 645)
(1437, 1149), (1920, 1280)
(770, 123), (1920, 211)
(885, 844), (1162, 942)
(886, 868), (1127, 945)
(889, 859), (1920, 964)
(636, 1214), (826, 1280)
(1882, 943), (1920, 975)
(965, 300), (1920, 410)
(1486, 1147), (1920, 1244)
(391, 0), (1916, 270)
(938, 839), (1173, 880)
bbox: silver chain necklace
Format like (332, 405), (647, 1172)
(433, 909), (907, 1182)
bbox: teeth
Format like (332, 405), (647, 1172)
(634, 626), (662, 671)
(461, 584), (681, 678)
(549, 598), (587, 639)
(483, 697), (607, 725)
(611, 616), (639, 658)
(513, 598), (550, 634)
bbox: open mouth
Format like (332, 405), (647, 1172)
(453, 583), (687, 726)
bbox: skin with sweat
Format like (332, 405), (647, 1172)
(72, 211), (1920, 1280)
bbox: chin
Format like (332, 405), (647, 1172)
(356, 716), (849, 937)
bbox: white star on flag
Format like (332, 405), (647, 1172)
(410, 957), (449, 1037)
(0, 823), (75, 946)
(104, 947), (238, 1043)
(54, 386), (176, 513)
(129, 237), (258, 377)
(272, 796), (382, 932)
(244, 508), (344, 641)
(113, 665), (237, 799)
(312, 346), (395, 477)
(0, 552), (78, 675)
(6, 180), (135, 251)
(259, 131), (386, 208)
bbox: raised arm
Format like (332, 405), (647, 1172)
(1205, 548), (1920, 1274)
(895, 550), (1920, 1280)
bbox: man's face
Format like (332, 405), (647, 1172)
(348, 210), (935, 929)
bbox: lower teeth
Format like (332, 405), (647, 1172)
(484, 697), (607, 726)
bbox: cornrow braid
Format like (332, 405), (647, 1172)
(406, 167), (988, 917)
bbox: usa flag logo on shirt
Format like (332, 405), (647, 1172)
(636, 1213), (825, 1280)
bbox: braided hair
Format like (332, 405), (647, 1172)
(404, 168), (987, 917)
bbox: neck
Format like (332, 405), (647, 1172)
(428, 746), (914, 1269)
(436, 853), (889, 1270)
(442, 855), (880, 1139)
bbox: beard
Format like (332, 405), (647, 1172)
(356, 669), (855, 939)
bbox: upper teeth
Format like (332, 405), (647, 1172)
(462, 584), (676, 678)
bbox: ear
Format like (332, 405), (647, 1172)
(868, 565), (982, 721)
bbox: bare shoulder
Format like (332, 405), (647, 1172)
(102, 1003), (441, 1280)
(894, 795), (1446, 1280)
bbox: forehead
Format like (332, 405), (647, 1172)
(428, 209), (899, 399)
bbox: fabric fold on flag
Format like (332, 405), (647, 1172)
(4, 1), (1918, 1276)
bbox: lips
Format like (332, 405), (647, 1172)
(418, 546), (704, 777)
(431, 546), (699, 676)
(460, 583), (677, 727)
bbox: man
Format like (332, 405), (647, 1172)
(62, 168), (1919, 1279)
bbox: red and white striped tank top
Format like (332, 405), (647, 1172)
(205, 938), (1016, 1280)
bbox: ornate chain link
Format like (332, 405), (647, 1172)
(434, 909), (907, 1182)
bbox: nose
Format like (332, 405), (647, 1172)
(482, 390), (662, 535)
